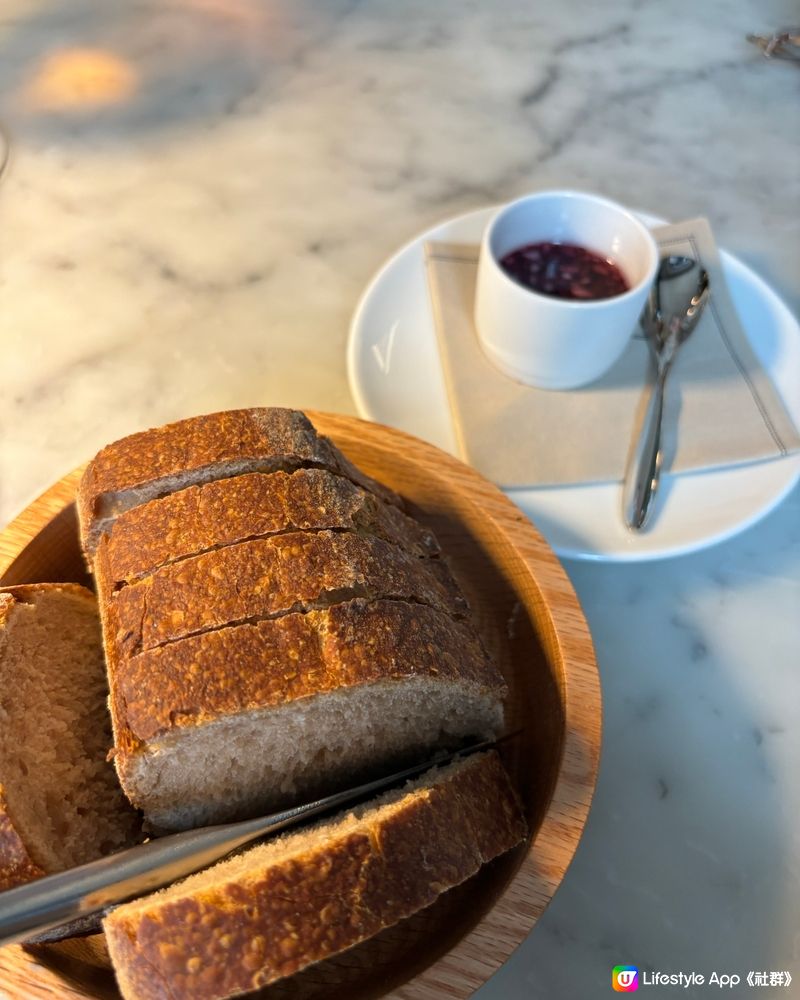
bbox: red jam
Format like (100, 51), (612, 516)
(498, 241), (629, 301)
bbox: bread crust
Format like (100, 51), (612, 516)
(0, 785), (46, 891)
(78, 409), (401, 555)
(103, 752), (526, 1000)
(104, 531), (468, 658)
(113, 598), (505, 748)
(0, 582), (97, 607)
(97, 469), (439, 588)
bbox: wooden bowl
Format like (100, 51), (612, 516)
(0, 412), (601, 1000)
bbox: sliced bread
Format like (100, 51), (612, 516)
(102, 531), (468, 658)
(109, 599), (506, 829)
(104, 751), (526, 1000)
(96, 468), (439, 588)
(0, 584), (139, 892)
(80, 409), (506, 836)
(78, 408), (401, 557)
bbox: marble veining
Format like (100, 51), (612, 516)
(0, 1), (798, 997)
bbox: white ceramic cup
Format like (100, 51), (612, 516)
(474, 190), (659, 389)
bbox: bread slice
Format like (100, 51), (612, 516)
(96, 469), (439, 588)
(109, 599), (506, 830)
(78, 408), (401, 557)
(0, 585), (139, 892)
(103, 531), (467, 658)
(104, 751), (526, 1000)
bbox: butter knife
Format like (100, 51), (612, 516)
(0, 737), (502, 947)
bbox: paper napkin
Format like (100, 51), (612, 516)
(425, 218), (800, 487)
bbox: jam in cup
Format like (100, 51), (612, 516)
(499, 242), (629, 301)
(474, 191), (659, 390)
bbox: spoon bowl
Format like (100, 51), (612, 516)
(644, 255), (697, 347)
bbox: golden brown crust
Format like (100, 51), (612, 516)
(0, 785), (45, 891)
(103, 753), (526, 1000)
(114, 598), (505, 746)
(108, 832), (375, 1000)
(0, 592), (13, 630)
(78, 409), (401, 554)
(98, 469), (439, 588)
(0, 582), (97, 607)
(105, 531), (467, 658)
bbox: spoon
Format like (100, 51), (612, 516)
(623, 267), (711, 531)
(646, 255), (696, 336)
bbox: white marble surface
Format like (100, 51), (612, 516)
(0, 1), (798, 997)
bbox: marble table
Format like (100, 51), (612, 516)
(1, 2), (798, 997)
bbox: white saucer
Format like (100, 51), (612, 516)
(347, 207), (800, 562)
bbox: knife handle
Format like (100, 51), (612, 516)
(623, 367), (668, 531)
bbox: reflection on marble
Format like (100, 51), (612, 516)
(0, 1), (798, 997)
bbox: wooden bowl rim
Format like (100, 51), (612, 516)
(0, 412), (602, 1000)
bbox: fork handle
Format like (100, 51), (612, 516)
(623, 367), (668, 530)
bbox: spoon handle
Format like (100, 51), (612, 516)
(623, 367), (668, 531)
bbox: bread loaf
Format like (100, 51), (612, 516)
(0, 585), (139, 892)
(101, 530), (467, 658)
(79, 408), (400, 556)
(96, 468), (439, 588)
(78, 408), (507, 833)
(104, 751), (526, 1000)
(109, 599), (505, 830)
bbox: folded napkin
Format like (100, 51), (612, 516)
(425, 218), (800, 488)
